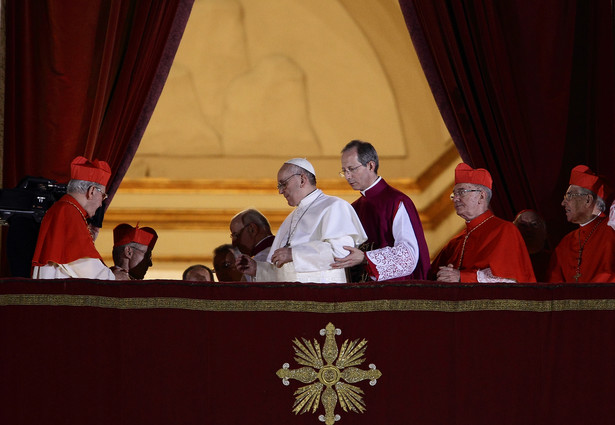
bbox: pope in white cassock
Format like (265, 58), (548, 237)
(236, 158), (367, 283)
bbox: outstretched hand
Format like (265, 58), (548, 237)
(331, 246), (365, 269)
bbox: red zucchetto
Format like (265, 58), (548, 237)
(454, 163), (493, 189)
(569, 165), (607, 199)
(113, 224), (158, 249)
(70, 156), (111, 186)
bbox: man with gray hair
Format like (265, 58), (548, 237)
(111, 223), (158, 280)
(230, 208), (275, 281)
(32, 156), (117, 279)
(430, 163), (535, 283)
(236, 158), (367, 283)
(230, 209), (275, 262)
(548, 165), (615, 282)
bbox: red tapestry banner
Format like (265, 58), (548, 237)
(1, 279), (615, 425)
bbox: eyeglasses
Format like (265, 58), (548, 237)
(450, 189), (481, 200)
(277, 173), (301, 191)
(339, 164), (365, 178)
(230, 225), (248, 240)
(563, 192), (588, 201)
(93, 187), (108, 200)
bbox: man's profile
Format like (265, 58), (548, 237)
(32, 156), (116, 279)
(111, 223), (158, 280)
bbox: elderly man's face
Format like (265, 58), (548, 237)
(230, 217), (252, 255)
(128, 244), (153, 280)
(277, 165), (304, 207)
(84, 185), (107, 217)
(561, 185), (594, 224)
(451, 184), (485, 221)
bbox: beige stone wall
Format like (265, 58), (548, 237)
(99, 0), (463, 279)
(128, 0), (452, 180)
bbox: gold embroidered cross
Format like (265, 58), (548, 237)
(276, 322), (382, 425)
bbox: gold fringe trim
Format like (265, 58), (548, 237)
(2, 294), (615, 313)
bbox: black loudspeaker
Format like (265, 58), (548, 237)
(0, 177), (67, 277)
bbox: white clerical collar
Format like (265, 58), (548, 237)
(360, 176), (381, 196)
(298, 188), (321, 208)
(579, 214), (600, 227)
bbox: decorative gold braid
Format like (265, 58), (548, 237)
(3, 294), (615, 313)
(457, 214), (494, 269)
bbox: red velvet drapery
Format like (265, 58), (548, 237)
(3, 0), (193, 199)
(399, 0), (615, 246)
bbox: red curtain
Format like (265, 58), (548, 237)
(399, 0), (615, 246)
(3, 0), (194, 199)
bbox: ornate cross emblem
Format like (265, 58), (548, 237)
(276, 322), (382, 424)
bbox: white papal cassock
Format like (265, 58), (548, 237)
(256, 189), (367, 283)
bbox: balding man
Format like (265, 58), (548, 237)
(183, 264), (214, 282)
(236, 158), (367, 283)
(548, 165), (615, 282)
(230, 209), (275, 262)
(430, 163), (535, 283)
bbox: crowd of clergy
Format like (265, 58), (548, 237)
(30, 141), (615, 283)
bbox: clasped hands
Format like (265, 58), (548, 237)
(436, 264), (461, 282)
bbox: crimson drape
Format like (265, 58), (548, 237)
(399, 1), (615, 246)
(3, 0), (194, 200)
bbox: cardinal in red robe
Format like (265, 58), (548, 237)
(430, 163), (535, 283)
(111, 223), (158, 280)
(32, 156), (115, 279)
(548, 165), (615, 283)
